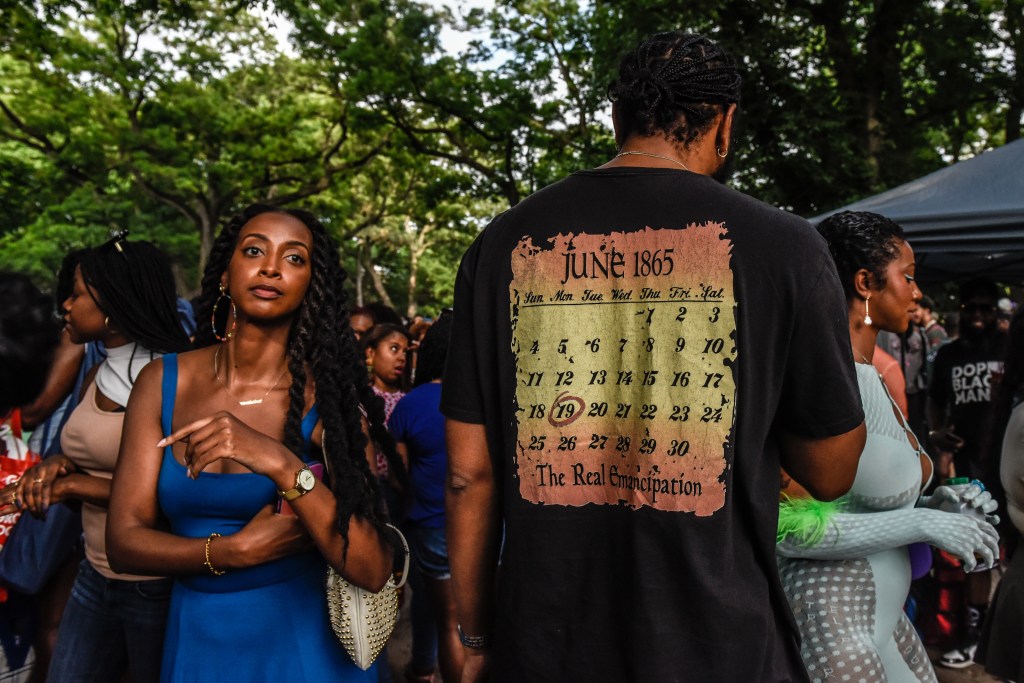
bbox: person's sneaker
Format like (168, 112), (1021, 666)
(939, 643), (978, 669)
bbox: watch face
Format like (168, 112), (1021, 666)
(298, 468), (316, 491)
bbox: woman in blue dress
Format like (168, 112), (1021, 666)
(107, 204), (403, 681)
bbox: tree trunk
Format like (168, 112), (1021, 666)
(361, 246), (394, 308)
(355, 245), (365, 307)
(406, 235), (418, 319)
(197, 211), (214, 292)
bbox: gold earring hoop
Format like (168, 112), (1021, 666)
(716, 146), (729, 158)
(211, 283), (237, 342)
(104, 316), (117, 333)
(864, 295), (873, 326)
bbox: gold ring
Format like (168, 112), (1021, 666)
(33, 478), (43, 485)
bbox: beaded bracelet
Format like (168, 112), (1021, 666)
(204, 532), (226, 576)
(457, 624), (492, 649)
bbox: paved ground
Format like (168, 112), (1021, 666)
(931, 648), (1004, 683)
(386, 594), (415, 681)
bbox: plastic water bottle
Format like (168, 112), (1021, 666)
(939, 477), (994, 571)
(938, 477), (987, 521)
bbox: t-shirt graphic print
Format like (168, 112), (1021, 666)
(510, 222), (736, 515)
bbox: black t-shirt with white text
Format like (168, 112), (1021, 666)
(929, 334), (1007, 478)
(441, 168), (863, 682)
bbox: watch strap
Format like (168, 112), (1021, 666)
(279, 467), (314, 501)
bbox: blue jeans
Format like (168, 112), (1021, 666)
(408, 525), (450, 580)
(407, 525), (451, 673)
(408, 559), (438, 673)
(47, 560), (172, 683)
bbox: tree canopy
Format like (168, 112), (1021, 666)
(2, 0), (1021, 309)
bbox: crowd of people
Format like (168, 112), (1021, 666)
(0, 27), (1022, 683)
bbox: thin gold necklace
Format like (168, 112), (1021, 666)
(213, 345), (288, 406)
(614, 149), (690, 171)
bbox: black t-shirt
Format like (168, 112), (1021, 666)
(441, 168), (863, 682)
(929, 333), (1008, 478)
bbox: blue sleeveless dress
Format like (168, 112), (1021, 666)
(157, 354), (375, 682)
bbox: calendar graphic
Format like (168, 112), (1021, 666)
(510, 223), (737, 515)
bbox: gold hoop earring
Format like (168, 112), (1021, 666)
(212, 283), (236, 342)
(104, 316), (117, 334)
(716, 146), (728, 158)
(864, 295), (873, 326)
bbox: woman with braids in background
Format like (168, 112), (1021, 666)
(777, 211), (999, 682)
(363, 323), (411, 415)
(1, 237), (192, 682)
(362, 324), (411, 505)
(107, 205), (402, 681)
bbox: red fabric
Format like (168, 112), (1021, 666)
(0, 409), (42, 577)
(918, 549), (967, 648)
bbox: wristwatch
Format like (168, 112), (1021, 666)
(279, 466), (317, 501)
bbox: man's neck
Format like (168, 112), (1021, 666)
(961, 329), (1000, 351)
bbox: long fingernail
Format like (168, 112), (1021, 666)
(156, 438), (167, 448)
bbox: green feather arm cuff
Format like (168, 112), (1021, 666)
(777, 495), (844, 547)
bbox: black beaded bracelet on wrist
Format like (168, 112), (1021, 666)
(457, 624), (492, 649)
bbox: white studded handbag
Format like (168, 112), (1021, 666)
(325, 524), (410, 670)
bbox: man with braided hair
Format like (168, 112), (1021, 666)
(443, 31), (866, 681)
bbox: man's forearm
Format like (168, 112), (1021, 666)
(779, 422), (866, 502)
(447, 470), (499, 638)
(446, 419), (501, 643)
(926, 398), (945, 431)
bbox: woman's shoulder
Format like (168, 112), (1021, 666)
(171, 345), (216, 374)
(131, 346), (213, 391)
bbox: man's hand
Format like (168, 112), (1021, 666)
(929, 426), (965, 453)
(460, 649), (491, 683)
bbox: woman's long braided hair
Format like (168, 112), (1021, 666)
(79, 238), (192, 355)
(194, 204), (404, 554)
(608, 31), (742, 147)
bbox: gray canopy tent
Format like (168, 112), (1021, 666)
(811, 139), (1024, 284)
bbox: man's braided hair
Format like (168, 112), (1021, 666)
(608, 31), (742, 147)
(194, 204), (404, 557)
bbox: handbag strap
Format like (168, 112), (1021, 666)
(386, 523), (411, 589)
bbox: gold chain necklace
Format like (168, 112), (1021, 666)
(213, 345), (288, 406)
(613, 149), (690, 171)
